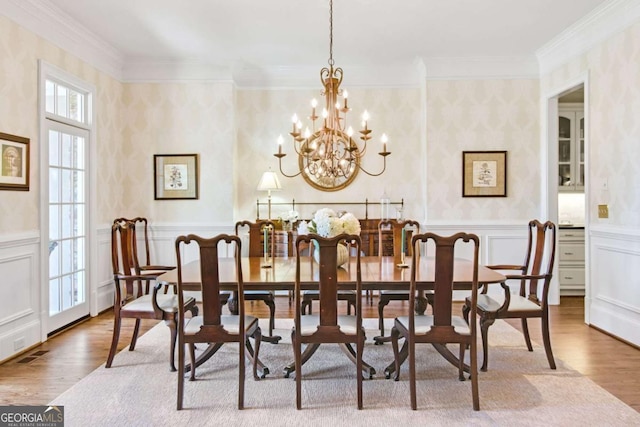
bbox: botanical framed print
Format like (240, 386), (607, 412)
(154, 154), (199, 200)
(462, 151), (507, 197)
(0, 132), (30, 191)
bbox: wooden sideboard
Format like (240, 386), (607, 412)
(267, 219), (409, 257)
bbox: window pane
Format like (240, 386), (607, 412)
(61, 204), (73, 239)
(49, 205), (60, 240)
(74, 135), (85, 169)
(61, 133), (72, 168)
(75, 237), (85, 269)
(61, 275), (73, 310)
(49, 240), (60, 277)
(49, 278), (61, 314)
(61, 239), (72, 275)
(74, 205), (85, 236)
(49, 168), (59, 203)
(45, 81), (56, 114)
(74, 271), (85, 304)
(56, 85), (68, 119)
(74, 171), (85, 203)
(49, 130), (59, 166)
(61, 169), (72, 202)
(69, 89), (83, 122)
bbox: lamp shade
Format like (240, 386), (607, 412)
(257, 170), (282, 192)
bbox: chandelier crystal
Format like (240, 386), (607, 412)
(274, 0), (390, 192)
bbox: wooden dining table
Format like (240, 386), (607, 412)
(159, 255), (505, 378)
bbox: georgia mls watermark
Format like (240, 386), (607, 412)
(0, 406), (64, 427)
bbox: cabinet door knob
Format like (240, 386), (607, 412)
(566, 276), (573, 280)
(564, 252), (573, 255)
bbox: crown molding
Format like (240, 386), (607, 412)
(536, 0), (640, 75)
(0, 0), (124, 80)
(422, 56), (539, 80)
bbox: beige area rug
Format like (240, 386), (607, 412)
(51, 318), (640, 426)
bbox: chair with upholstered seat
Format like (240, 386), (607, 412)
(107, 219), (198, 371)
(175, 233), (264, 410)
(292, 233), (365, 409)
(235, 220), (279, 341)
(390, 232), (480, 411)
(375, 219), (421, 340)
(463, 219), (557, 371)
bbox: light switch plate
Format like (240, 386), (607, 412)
(598, 204), (609, 218)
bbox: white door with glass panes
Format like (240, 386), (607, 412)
(558, 106), (584, 192)
(41, 70), (93, 334)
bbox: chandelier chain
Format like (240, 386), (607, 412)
(328, 0), (334, 66)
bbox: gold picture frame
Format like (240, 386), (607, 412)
(0, 132), (30, 191)
(462, 151), (507, 197)
(154, 154), (199, 200)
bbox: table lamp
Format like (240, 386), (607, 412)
(257, 169), (282, 220)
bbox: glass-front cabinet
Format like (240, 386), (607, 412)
(558, 105), (584, 192)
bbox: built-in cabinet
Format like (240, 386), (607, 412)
(558, 104), (584, 192)
(558, 228), (585, 296)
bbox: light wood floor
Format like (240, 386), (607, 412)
(1, 296), (639, 411)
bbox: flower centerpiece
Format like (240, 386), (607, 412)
(302, 208), (361, 267)
(278, 210), (299, 231)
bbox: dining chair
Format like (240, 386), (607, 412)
(375, 219), (422, 341)
(390, 232), (480, 411)
(234, 220), (279, 342)
(175, 233), (264, 410)
(463, 219), (557, 371)
(107, 219), (198, 371)
(292, 233), (365, 410)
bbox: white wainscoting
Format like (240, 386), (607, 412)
(0, 231), (41, 363)
(588, 225), (640, 346)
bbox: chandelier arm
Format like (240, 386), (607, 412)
(275, 155), (302, 178)
(357, 155), (389, 177)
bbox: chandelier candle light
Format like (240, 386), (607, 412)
(274, 0), (391, 192)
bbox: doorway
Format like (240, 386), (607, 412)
(546, 78), (589, 323)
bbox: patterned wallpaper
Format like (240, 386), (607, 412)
(426, 79), (541, 222)
(121, 82), (236, 225)
(541, 20), (640, 228)
(0, 15), (123, 233)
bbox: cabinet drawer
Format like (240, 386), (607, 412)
(559, 244), (584, 262)
(559, 268), (585, 285)
(559, 229), (584, 240)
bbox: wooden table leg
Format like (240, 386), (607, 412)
(383, 341), (469, 379)
(184, 341), (269, 379)
(283, 343), (321, 378)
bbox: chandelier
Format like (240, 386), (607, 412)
(274, 0), (390, 192)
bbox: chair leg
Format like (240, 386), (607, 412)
(541, 313), (557, 369)
(106, 314), (122, 368)
(378, 298), (389, 336)
(357, 334), (364, 410)
(462, 300), (471, 325)
(188, 343), (197, 381)
(177, 339), (185, 410)
(479, 314), (495, 372)
(391, 326), (401, 381)
(129, 318), (141, 351)
(165, 318), (178, 372)
(521, 318), (533, 351)
(264, 299), (276, 336)
(301, 299), (311, 315)
(238, 335), (245, 410)
(458, 343), (466, 381)
(409, 339), (417, 410)
(293, 331), (302, 410)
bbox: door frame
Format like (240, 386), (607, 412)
(38, 61), (98, 339)
(542, 71), (590, 322)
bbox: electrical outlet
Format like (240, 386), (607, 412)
(14, 337), (25, 351)
(598, 204), (609, 219)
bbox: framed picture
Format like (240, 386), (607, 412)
(0, 132), (30, 191)
(154, 154), (199, 200)
(462, 151), (507, 197)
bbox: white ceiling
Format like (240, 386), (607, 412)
(30, 0), (614, 83)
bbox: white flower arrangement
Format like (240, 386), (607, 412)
(306, 208), (361, 238)
(279, 210), (299, 224)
